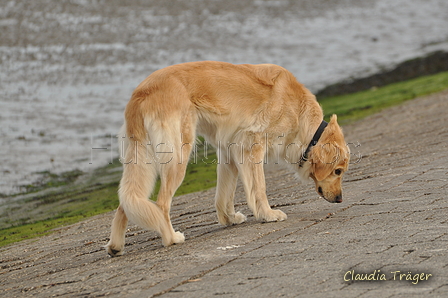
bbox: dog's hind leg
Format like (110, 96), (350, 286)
(105, 124), (129, 256)
(215, 153), (246, 226)
(155, 162), (187, 245)
(153, 118), (196, 245)
(105, 205), (128, 257)
(235, 140), (287, 222)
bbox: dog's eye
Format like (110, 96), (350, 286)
(335, 169), (342, 176)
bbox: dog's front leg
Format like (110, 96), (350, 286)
(215, 156), (247, 226)
(236, 145), (287, 222)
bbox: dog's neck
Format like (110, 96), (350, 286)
(299, 120), (328, 167)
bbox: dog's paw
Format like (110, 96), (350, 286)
(232, 212), (247, 225)
(105, 243), (124, 257)
(261, 209), (287, 222)
(218, 212), (247, 226)
(162, 231), (185, 246)
(173, 231), (185, 244)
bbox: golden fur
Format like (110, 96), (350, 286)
(105, 61), (349, 256)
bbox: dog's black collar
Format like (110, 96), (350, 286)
(299, 120), (328, 167)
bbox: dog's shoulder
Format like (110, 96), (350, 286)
(238, 63), (285, 86)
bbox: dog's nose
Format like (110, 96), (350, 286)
(335, 194), (342, 203)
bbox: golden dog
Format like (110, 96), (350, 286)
(105, 61), (349, 256)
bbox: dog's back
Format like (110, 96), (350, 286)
(128, 61), (314, 146)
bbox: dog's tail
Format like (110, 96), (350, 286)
(117, 97), (174, 246)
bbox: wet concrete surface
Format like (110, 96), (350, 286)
(0, 90), (447, 297)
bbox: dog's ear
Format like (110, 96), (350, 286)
(310, 147), (335, 181)
(310, 114), (350, 181)
(254, 64), (282, 86)
(329, 114), (338, 125)
(309, 140), (341, 181)
(328, 114), (339, 127)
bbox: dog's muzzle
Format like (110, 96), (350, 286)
(318, 187), (343, 203)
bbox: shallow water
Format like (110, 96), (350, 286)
(1, 0), (448, 194)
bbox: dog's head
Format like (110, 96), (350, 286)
(309, 115), (349, 203)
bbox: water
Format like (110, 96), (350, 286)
(1, 0), (448, 194)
